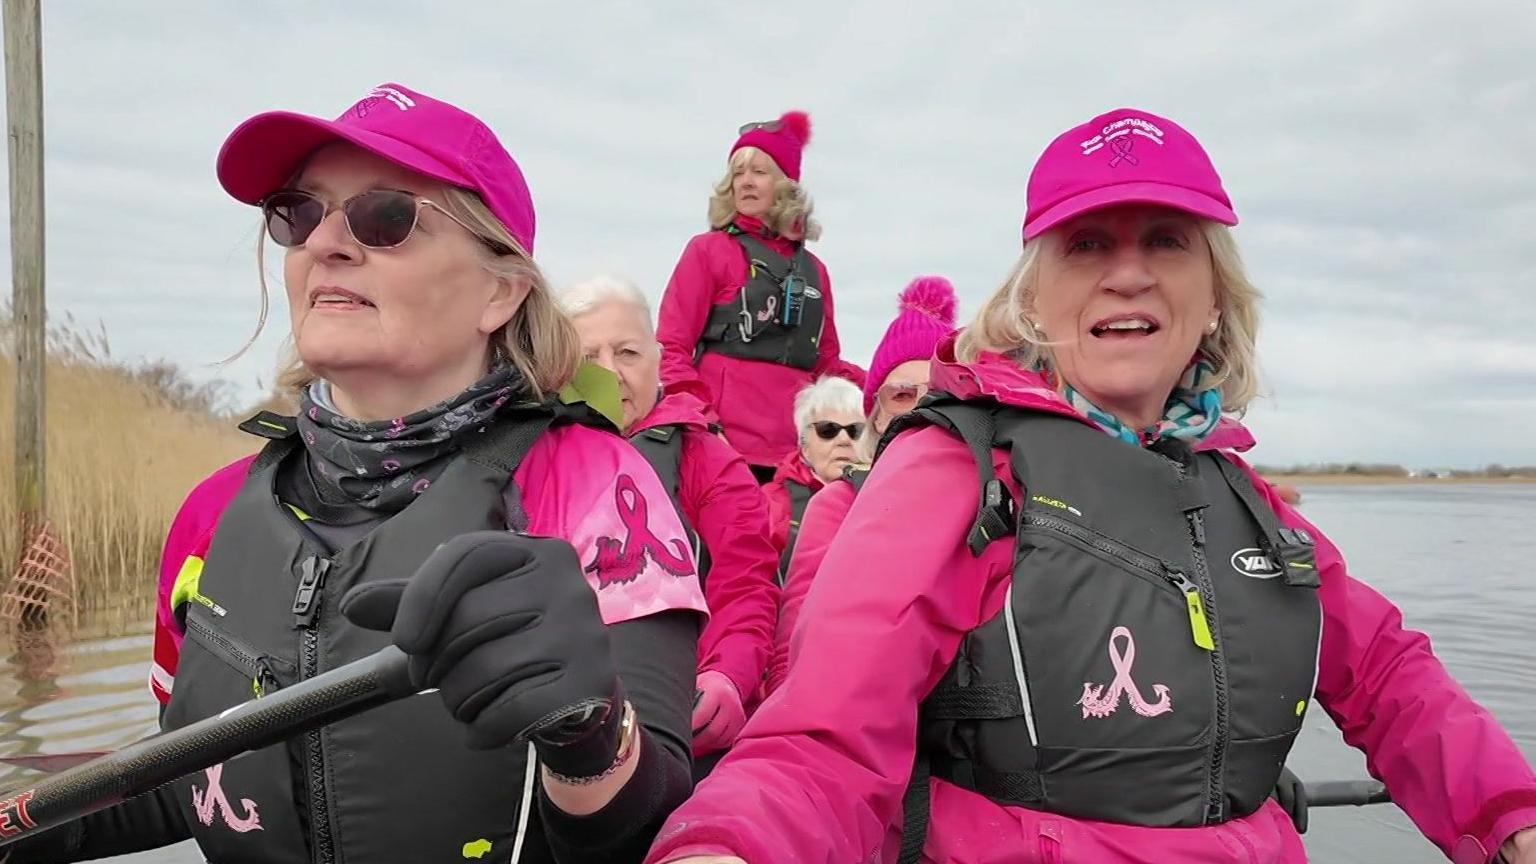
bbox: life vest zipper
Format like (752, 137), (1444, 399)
(295, 555), (335, 864)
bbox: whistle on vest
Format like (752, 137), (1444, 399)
(1272, 528), (1320, 588)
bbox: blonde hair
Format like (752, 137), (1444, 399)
(956, 221), (1263, 414)
(707, 147), (822, 242)
(241, 185), (580, 402)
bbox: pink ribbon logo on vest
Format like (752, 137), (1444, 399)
(1076, 626), (1172, 719)
(584, 474), (697, 588)
(191, 763), (263, 833)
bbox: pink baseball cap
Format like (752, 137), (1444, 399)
(217, 83), (537, 254)
(1022, 108), (1237, 242)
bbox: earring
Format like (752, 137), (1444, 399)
(1205, 320), (1219, 334)
(1031, 320), (1046, 336)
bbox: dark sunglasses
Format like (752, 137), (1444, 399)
(810, 420), (865, 441)
(738, 119), (783, 135)
(261, 188), (512, 254)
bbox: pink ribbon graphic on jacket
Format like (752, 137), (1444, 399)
(191, 763), (263, 833)
(1077, 626), (1172, 719)
(584, 474), (697, 587)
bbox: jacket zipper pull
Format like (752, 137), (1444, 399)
(292, 556), (331, 629)
(1166, 565), (1215, 651)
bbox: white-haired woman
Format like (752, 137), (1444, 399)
(762, 376), (865, 576)
(560, 275), (780, 779)
(655, 111), (865, 483)
(649, 108), (1536, 864)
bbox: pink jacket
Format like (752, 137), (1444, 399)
(656, 217), (866, 468)
(764, 478), (855, 697)
(647, 341), (1536, 864)
(630, 393), (781, 709)
(152, 422), (709, 704)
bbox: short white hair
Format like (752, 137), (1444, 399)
(793, 376), (863, 435)
(558, 275), (655, 338)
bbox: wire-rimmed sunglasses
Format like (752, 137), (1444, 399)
(261, 188), (513, 255)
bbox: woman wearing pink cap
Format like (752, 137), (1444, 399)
(6, 83), (709, 864)
(762, 275), (959, 698)
(655, 111), (866, 482)
(648, 109), (1536, 864)
(559, 275), (780, 779)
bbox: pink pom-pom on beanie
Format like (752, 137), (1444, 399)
(732, 110), (812, 181)
(863, 276), (959, 414)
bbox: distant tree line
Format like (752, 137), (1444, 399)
(1255, 463), (1536, 478)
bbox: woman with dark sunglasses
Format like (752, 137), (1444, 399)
(761, 377), (866, 577)
(763, 276), (958, 698)
(5, 83), (708, 864)
(654, 111), (865, 484)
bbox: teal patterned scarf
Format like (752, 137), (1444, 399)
(1061, 358), (1223, 447)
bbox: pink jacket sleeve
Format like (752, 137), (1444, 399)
(764, 479), (856, 697)
(647, 428), (1011, 864)
(808, 262), (867, 388)
(656, 235), (723, 421)
(1233, 459), (1536, 862)
(150, 456), (254, 704)
(686, 429), (782, 701)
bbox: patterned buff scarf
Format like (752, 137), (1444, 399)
(1062, 358), (1223, 447)
(294, 366), (523, 523)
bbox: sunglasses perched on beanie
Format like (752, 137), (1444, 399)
(738, 119), (783, 135)
(809, 421), (865, 441)
(261, 188), (513, 255)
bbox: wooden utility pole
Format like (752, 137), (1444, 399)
(5, 0), (45, 534)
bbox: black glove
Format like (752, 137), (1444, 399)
(340, 532), (621, 756)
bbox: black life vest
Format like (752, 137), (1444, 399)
(777, 477), (817, 581)
(630, 423), (711, 586)
(161, 404), (602, 864)
(696, 226), (825, 371)
(879, 395), (1323, 859)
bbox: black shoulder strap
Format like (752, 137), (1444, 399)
(630, 423), (687, 498)
(729, 225), (803, 282)
(841, 464), (870, 493)
(238, 411), (300, 476)
(883, 394), (1016, 557)
(460, 401), (572, 476)
(1210, 454), (1320, 588)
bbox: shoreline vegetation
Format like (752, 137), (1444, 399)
(2, 311), (1531, 621)
(1, 311), (266, 620)
(1258, 463), (1536, 486)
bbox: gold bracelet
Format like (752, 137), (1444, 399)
(544, 701), (637, 787)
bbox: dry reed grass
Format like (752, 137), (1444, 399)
(1, 311), (257, 619)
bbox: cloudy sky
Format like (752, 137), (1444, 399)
(1, 1), (1531, 468)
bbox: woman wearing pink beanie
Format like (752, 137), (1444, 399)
(654, 110), (866, 482)
(762, 276), (959, 698)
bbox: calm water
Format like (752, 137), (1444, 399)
(0, 483), (1530, 863)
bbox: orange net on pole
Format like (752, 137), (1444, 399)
(2, 520), (75, 630)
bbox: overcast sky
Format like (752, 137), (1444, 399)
(1, 1), (1531, 468)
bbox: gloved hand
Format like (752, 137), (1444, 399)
(691, 669), (746, 755)
(340, 532), (621, 759)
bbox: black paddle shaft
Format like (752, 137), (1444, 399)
(0, 645), (415, 846)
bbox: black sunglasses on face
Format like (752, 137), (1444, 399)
(810, 421), (865, 441)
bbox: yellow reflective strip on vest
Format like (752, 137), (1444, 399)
(169, 555), (204, 613)
(285, 503), (312, 522)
